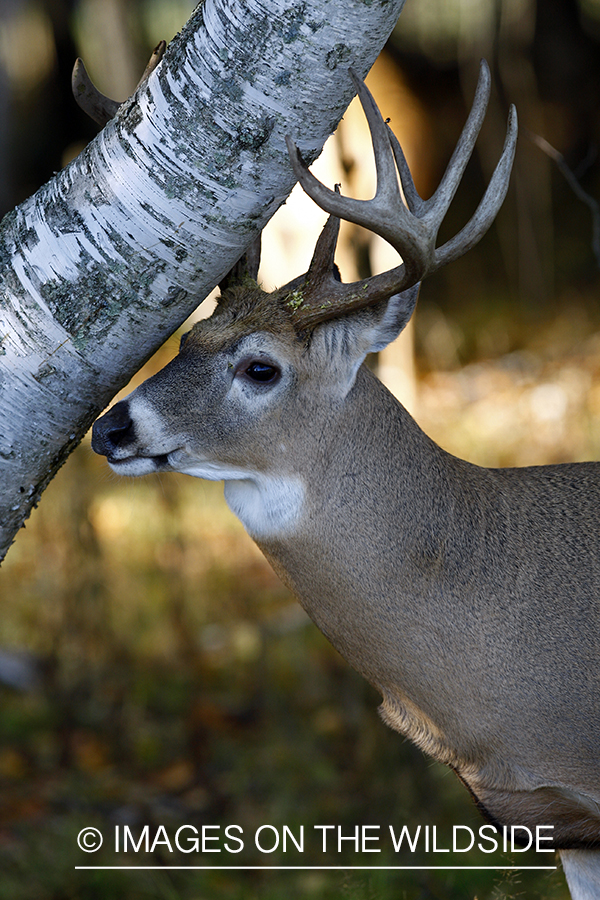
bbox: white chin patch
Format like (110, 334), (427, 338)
(174, 459), (251, 481)
(108, 457), (162, 477)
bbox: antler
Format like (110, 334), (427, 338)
(72, 41), (167, 126)
(283, 61), (518, 331)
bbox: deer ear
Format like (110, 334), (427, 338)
(312, 283), (419, 397)
(365, 283), (420, 353)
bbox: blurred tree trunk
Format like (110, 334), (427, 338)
(0, 0), (406, 562)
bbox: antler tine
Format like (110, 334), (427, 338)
(386, 128), (426, 217)
(285, 138), (368, 232)
(307, 187), (342, 282)
(285, 76), (417, 259)
(347, 68), (401, 201)
(420, 60), (492, 230)
(219, 234), (262, 294)
(138, 40), (167, 85)
(72, 41), (167, 127)
(276, 193), (343, 312)
(72, 58), (121, 126)
(435, 104), (518, 267)
(386, 61), (493, 224)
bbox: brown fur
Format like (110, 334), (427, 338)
(185, 283), (304, 354)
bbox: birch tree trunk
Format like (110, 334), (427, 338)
(0, 0), (406, 561)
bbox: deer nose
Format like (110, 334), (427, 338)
(91, 401), (134, 457)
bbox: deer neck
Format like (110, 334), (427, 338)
(250, 366), (481, 738)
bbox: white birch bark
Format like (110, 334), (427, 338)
(0, 0), (406, 561)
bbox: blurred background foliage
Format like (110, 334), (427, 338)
(1, 0), (599, 897)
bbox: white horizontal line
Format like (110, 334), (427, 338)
(75, 865), (558, 871)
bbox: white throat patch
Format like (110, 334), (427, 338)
(223, 474), (305, 539)
(177, 459), (305, 539)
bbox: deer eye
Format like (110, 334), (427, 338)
(242, 361), (280, 383)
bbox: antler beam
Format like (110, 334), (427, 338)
(284, 61), (517, 331)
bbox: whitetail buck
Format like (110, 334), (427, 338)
(92, 65), (599, 899)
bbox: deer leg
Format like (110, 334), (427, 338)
(560, 849), (600, 900)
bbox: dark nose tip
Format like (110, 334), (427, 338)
(91, 401), (134, 457)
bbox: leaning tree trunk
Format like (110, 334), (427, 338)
(0, 0), (405, 561)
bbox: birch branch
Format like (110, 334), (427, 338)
(528, 130), (600, 269)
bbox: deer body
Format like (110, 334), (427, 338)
(91, 67), (600, 897)
(97, 298), (600, 849)
(258, 368), (600, 848)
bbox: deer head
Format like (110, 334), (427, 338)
(92, 62), (517, 543)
